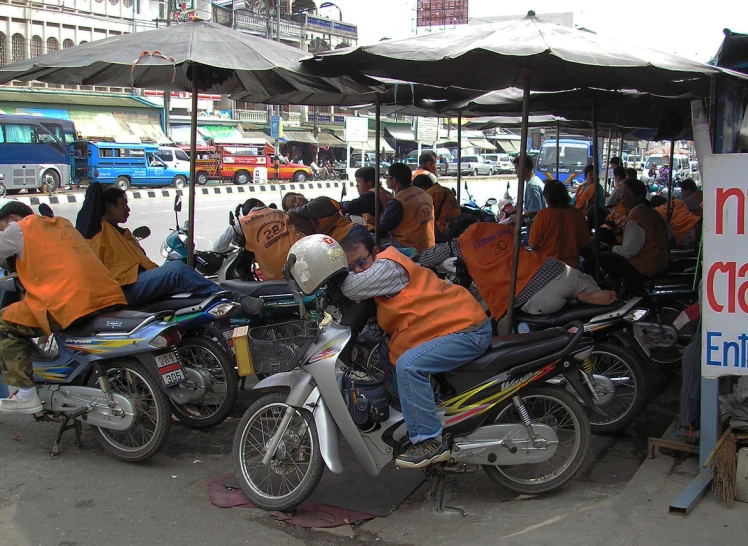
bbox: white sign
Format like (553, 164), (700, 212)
(344, 117), (368, 143)
(416, 117), (439, 143)
(702, 154), (748, 377)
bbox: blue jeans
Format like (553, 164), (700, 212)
(396, 321), (492, 444)
(122, 261), (221, 306)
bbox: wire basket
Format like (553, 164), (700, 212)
(249, 320), (319, 374)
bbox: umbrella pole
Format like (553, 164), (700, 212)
(555, 120), (560, 180)
(505, 68), (531, 334)
(667, 136), (675, 223)
(374, 93), (381, 246)
(619, 133), (624, 168)
(186, 66), (199, 267)
(604, 128), (612, 192)
(592, 100), (600, 283)
(456, 111), (462, 204)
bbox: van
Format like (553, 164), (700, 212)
(482, 153), (513, 174)
(72, 141), (191, 190)
(157, 146), (191, 172)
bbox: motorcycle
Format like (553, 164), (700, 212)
(231, 261), (598, 511)
(0, 270), (181, 461)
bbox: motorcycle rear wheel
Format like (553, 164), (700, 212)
(233, 392), (324, 511)
(171, 336), (239, 429)
(483, 385), (590, 495)
(644, 305), (694, 368)
(88, 358), (171, 462)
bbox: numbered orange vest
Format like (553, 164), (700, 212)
(90, 220), (159, 286)
(458, 223), (547, 320)
(310, 199), (355, 243)
(655, 199), (700, 246)
(427, 183), (460, 238)
(2, 216), (126, 333)
(363, 189), (393, 232)
(391, 185), (435, 252)
(374, 247), (486, 362)
(239, 207), (304, 280)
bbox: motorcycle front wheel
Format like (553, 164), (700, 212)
(171, 336), (238, 429)
(483, 385), (590, 495)
(88, 358), (171, 462)
(233, 392), (324, 511)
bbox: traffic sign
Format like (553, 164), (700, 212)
(270, 115), (283, 139)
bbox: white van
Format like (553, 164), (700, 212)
(157, 146), (191, 172)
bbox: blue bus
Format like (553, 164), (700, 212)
(0, 115), (71, 194)
(535, 138), (595, 190)
(73, 141), (190, 190)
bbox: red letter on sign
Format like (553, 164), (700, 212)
(707, 261), (736, 313)
(716, 188), (745, 235)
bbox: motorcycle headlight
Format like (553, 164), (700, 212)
(161, 240), (173, 258)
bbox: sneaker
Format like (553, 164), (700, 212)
(0, 393), (43, 414)
(233, 292), (264, 315)
(396, 436), (451, 469)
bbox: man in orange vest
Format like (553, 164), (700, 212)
(90, 188), (262, 313)
(341, 167), (392, 232)
(411, 150), (439, 184)
(0, 201), (127, 413)
(680, 178), (703, 216)
(418, 214), (615, 319)
(412, 165), (459, 243)
(339, 230), (491, 468)
(287, 196), (370, 243)
(596, 179), (669, 288)
(650, 195), (701, 248)
(381, 162), (435, 252)
(239, 203), (305, 280)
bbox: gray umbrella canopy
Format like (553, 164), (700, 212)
(315, 12), (735, 96)
(0, 20), (376, 96)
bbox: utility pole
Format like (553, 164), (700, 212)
(274, 0), (281, 183)
(163, 0), (172, 138)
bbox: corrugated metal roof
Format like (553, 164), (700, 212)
(0, 90), (160, 109)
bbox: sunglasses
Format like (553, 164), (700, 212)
(348, 252), (373, 271)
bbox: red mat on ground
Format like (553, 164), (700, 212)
(207, 474), (375, 528)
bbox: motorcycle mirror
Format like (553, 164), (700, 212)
(132, 226), (151, 240)
(229, 211), (236, 227)
(485, 198), (498, 207)
(38, 203), (55, 218)
(174, 195), (182, 213)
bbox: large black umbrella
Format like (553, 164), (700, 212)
(0, 20), (377, 263)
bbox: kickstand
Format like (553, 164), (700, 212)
(239, 376), (247, 391)
(428, 467), (466, 516)
(50, 410), (86, 457)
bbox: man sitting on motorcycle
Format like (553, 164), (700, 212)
(380, 163), (436, 252)
(411, 155), (460, 243)
(285, 195), (370, 243)
(680, 178), (703, 216)
(418, 214), (616, 319)
(0, 201), (127, 413)
(212, 198), (265, 254)
(89, 188), (262, 313)
(341, 167), (392, 232)
(339, 230), (491, 468)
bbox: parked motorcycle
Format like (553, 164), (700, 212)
(232, 260), (598, 511)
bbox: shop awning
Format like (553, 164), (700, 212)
(170, 126), (209, 146)
(491, 138), (521, 153)
(362, 137), (395, 154)
(113, 112), (167, 143)
(385, 125), (416, 141)
(68, 110), (165, 142)
(283, 131), (318, 145)
(317, 132), (346, 147)
(241, 130), (273, 144)
(469, 138), (496, 150)
(198, 124), (244, 140)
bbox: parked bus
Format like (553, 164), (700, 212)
(535, 138), (595, 190)
(0, 115), (71, 194)
(73, 141), (190, 190)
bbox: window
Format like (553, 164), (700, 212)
(0, 33), (6, 66)
(3, 124), (35, 143)
(123, 0), (132, 7)
(174, 149), (190, 161)
(62, 39), (75, 49)
(157, 150), (173, 161)
(11, 34), (26, 63)
(109, 0), (119, 5)
(80, 40), (88, 45)
(47, 37), (59, 53)
(31, 35), (43, 57)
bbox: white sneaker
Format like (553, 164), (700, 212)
(0, 393), (43, 414)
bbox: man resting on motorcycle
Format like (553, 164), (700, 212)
(0, 201), (127, 413)
(417, 214), (616, 319)
(285, 194), (370, 243)
(339, 230), (491, 469)
(86, 187), (262, 313)
(212, 198), (265, 254)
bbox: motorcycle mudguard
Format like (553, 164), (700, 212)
(562, 368), (606, 416)
(254, 371), (343, 474)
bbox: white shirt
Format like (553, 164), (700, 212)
(613, 203), (646, 259)
(606, 183), (624, 207)
(0, 222), (25, 259)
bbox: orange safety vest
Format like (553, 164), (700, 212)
(90, 220), (159, 286)
(655, 199), (700, 247)
(412, 168), (438, 182)
(626, 204), (670, 277)
(363, 188), (393, 232)
(239, 207), (304, 280)
(309, 199), (355, 243)
(426, 183), (460, 238)
(374, 247), (486, 362)
(2, 216), (126, 333)
(574, 182), (602, 212)
(458, 222), (547, 320)
(391, 185), (435, 252)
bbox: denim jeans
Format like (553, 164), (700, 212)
(122, 261), (221, 306)
(396, 321), (492, 444)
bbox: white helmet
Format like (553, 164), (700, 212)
(286, 234), (348, 295)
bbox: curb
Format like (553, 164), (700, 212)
(14, 180), (357, 206)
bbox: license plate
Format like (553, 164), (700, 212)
(155, 351), (185, 386)
(222, 328), (236, 355)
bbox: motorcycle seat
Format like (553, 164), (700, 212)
(133, 291), (233, 313)
(514, 301), (625, 327)
(640, 273), (694, 290)
(461, 328), (571, 374)
(65, 310), (155, 336)
(221, 279), (294, 298)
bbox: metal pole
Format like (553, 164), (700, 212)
(667, 136), (675, 222)
(505, 68), (532, 334)
(604, 128), (612, 193)
(186, 66), (199, 267)
(456, 111), (462, 204)
(374, 94), (382, 246)
(274, 1), (281, 184)
(591, 100), (601, 282)
(555, 120), (560, 180)
(619, 133), (624, 167)
(164, 0), (172, 138)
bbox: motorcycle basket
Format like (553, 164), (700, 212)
(248, 320), (319, 374)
